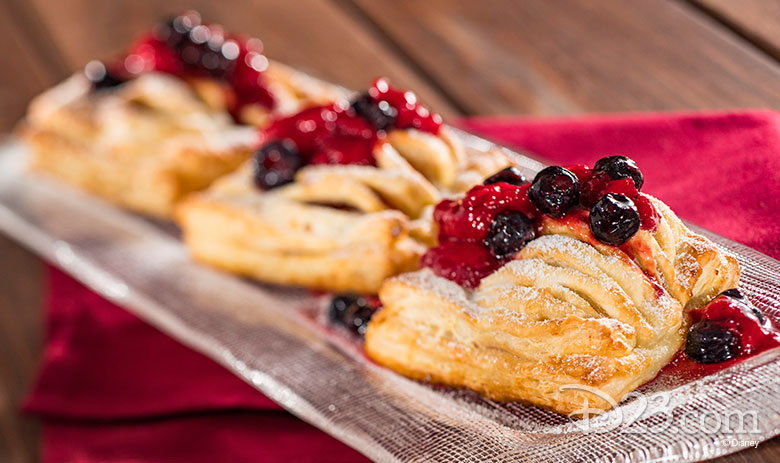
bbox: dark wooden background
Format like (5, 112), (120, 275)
(2, 0), (780, 461)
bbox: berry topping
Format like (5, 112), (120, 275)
(686, 292), (779, 363)
(84, 60), (126, 90)
(350, 92), (397, 132)
(528, 166), (580, 217)
(632, 194), (660, 231)
(715, 288), (765, 324)
(328, 293), (377, 337)
(152, 12), (234, 78)
(434, 184), (536, 243)
(593, 155), (644, 190)
(368, 78), (442, 134)
(589, 193), (641, 246)
(228, 37), (275, 113)
(125, 36), (184, 76)
(685, 320), (740, 364)
(483, 211), (535, 260)
(156, 11), (201, 48)
(483, 166), (528, 186)
(93, 11), (276, 116)
(252, 139), (302, 190)
(579, 170), (612, 208)
(263, 103), (378, 168)
(422, 156), (663, 288)
(259, 79), (436, 170)
(178, 24), (236, 78)
(563, 164), (592, 184)
(421, 241), (499, 289)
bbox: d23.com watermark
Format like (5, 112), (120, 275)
(559, 384), (761, 440)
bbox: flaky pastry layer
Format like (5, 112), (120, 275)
(20, 63), (345, 217)
(365, 197), (740, 415)
(176, 126), (513, 292)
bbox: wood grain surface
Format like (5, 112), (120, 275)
(2, 0), (780, 461)
(690, 0), (780, 61)
(348, 0), (780, 115)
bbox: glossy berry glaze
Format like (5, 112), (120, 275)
(256, 78), (442, 171)
(263, 101), (378, 167)
(653, 293), (780, 382)
(423, 160), (659, 288)
(366, 78), (443, 134)
(689, 294), (780, 358)
(91, 11), (275, 119)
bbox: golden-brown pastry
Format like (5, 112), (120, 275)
(176, 79), (513, 293)
(365, 159), (740, 415)
(19, 12), (345, 217)
(21, 73), (257, 217)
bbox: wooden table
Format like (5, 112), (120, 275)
(2, 1), (780, 461)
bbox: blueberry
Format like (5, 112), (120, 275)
(350, 93), (397, 132)
(528, 166), (580, 217)
(483, 166), (528, 186)
(593, 155), (644, 190)
(483, 211), (535, 260)
(685, 320), (740, 364)
(252, 139), (303, 190)
(328, 293), (375, 337)
(84, 60), (125, 90)
(589, 193), (640, 246)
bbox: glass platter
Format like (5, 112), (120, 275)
(1, 131), (779, 462)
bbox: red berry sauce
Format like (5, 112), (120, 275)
(571, 165), (659, 232)
(423, 161), (660, 288)
(124, 36), (184, 76)
(689, 295), (780, 358)
(369, 78), (442, 134)
(225, 37), (275, 116)
(263, 102), (378, 166)
(651, 295), (780, 384)
(111, 14), (277, 120)
(420, 241), (500, 289)
(260, 79), (442, 167)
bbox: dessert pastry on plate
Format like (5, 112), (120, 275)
(176, 78), (513, 293)
(20, 11), (344, 217)
(363, 156), (766, 415)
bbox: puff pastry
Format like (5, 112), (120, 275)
(20, 12), (344, 217)
(365, 163), (740, 415)
(177, 80), (512, 293)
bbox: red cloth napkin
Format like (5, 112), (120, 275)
(28, 266), (368, 463)
(24, 110), (780, 462)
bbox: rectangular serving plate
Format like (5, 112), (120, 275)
(1, 132), (780, 462)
